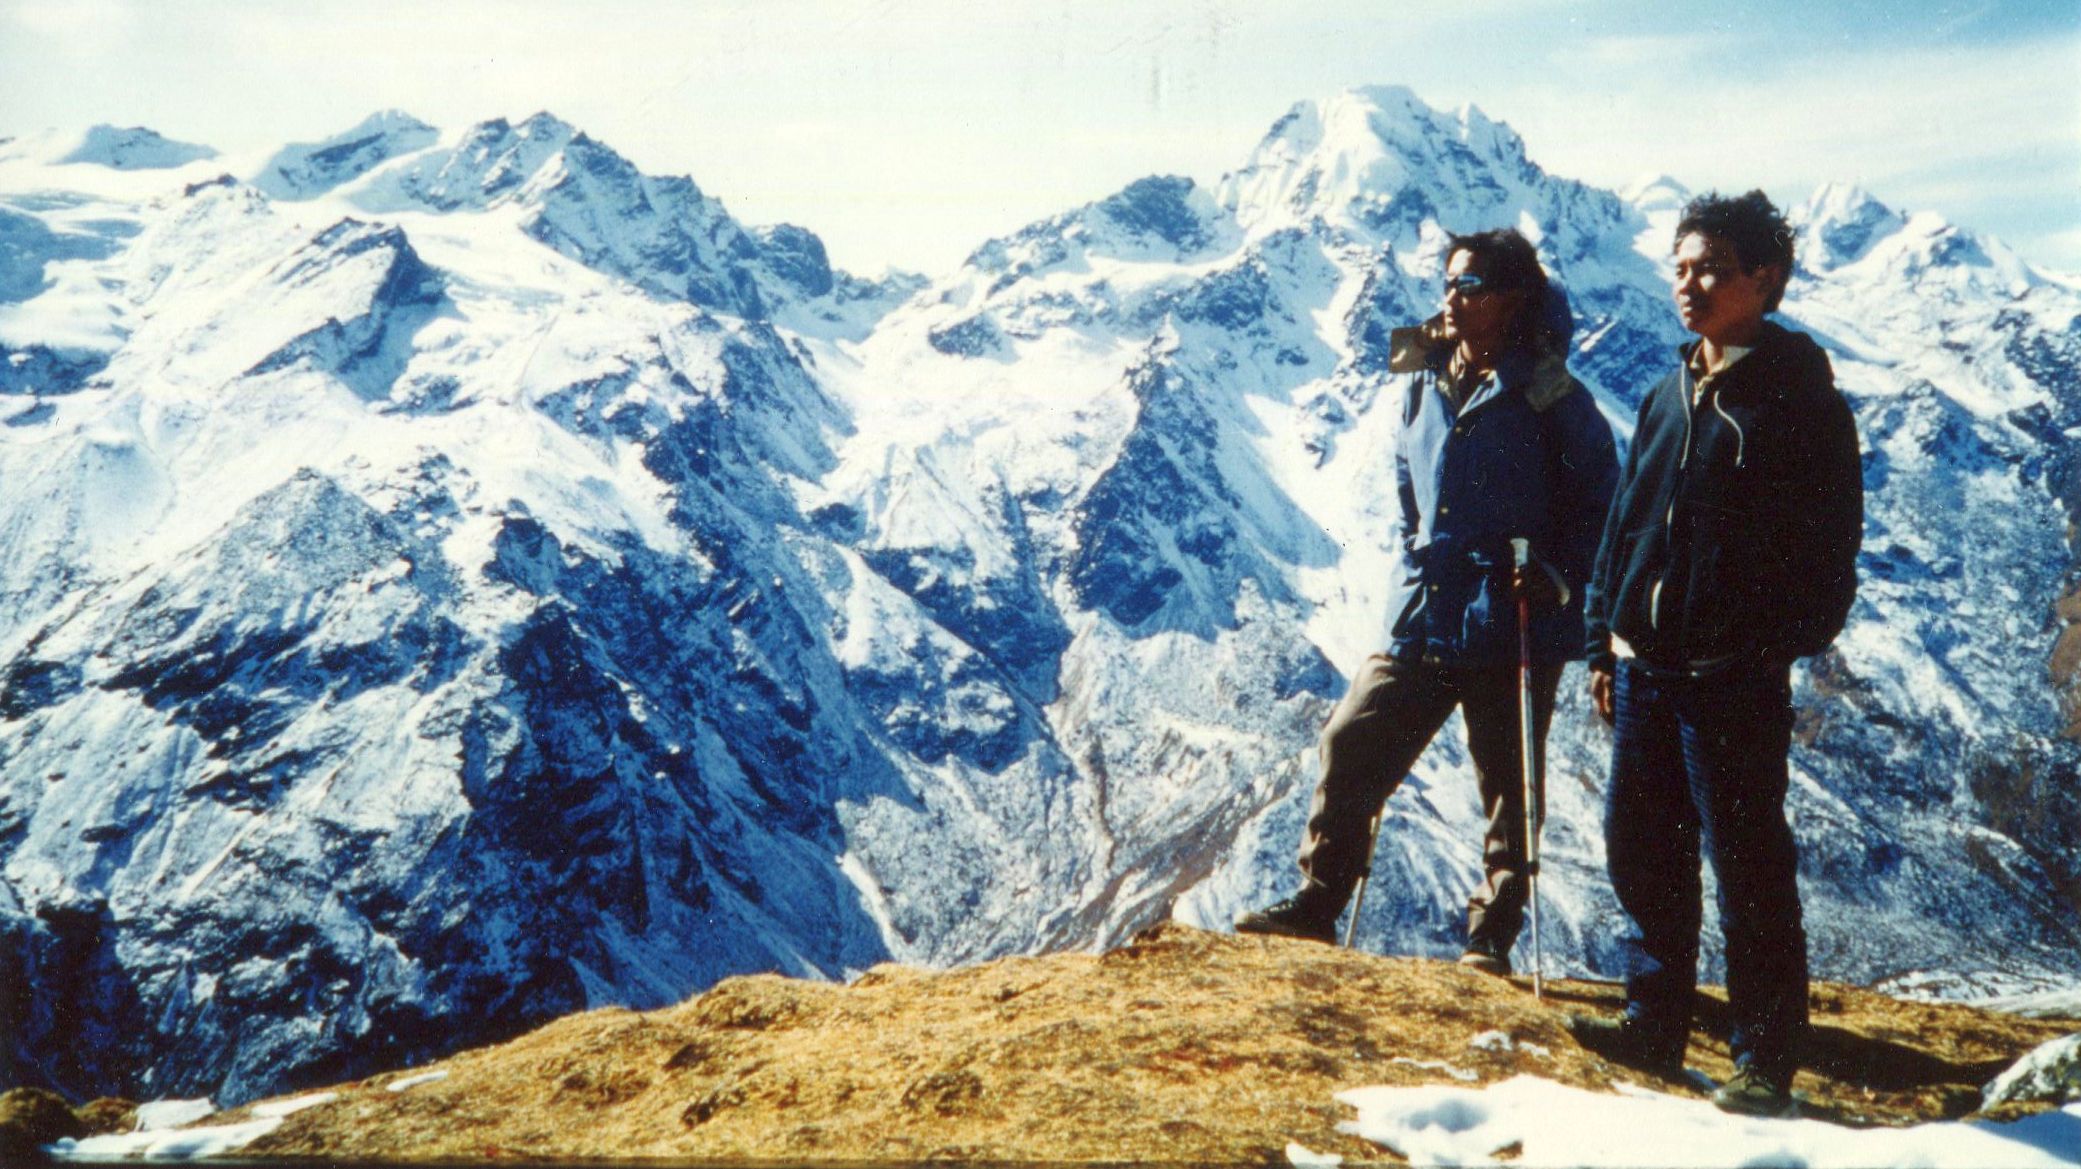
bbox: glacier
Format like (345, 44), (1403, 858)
(0, 84), (2076, 1104)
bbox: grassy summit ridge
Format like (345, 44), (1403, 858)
(199, 924), (2076, 1163)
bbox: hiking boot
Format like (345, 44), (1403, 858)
(1564, 1013), (1685, 1079)
(1234, 893), (1340, 944)
(1712, 1067), (1795, 1118)
(1457, 939), (1512, 977)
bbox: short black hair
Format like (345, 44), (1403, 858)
(1445, 227), (1554, 354)
(1675, 190), (1795, 312)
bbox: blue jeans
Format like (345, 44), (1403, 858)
(1605, 658), (1807, 1085)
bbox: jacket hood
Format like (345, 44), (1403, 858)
(1388, 283), (1578, 412)
(1678, 319), (1832, 382)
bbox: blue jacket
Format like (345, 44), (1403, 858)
(1384, 302), (1619, 667)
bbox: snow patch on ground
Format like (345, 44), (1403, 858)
(1466, 1029), (1549, 1059)
(1337, 1075), (2081, 1168)
(1986, 986), (2081, 1020)
(1285, 1141), (1345, 1167)
(253, 1092), (339, 1117)
(51, 1118), (283, 1162)
(1985, 1034), (2081, 1109)
(133, 1099), (216, 1130)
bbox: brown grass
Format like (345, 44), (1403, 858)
(224, 924), (2073, 1164)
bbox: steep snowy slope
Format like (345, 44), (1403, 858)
(0, 117), (929, 1102)
(1, 88), (2076, 1106)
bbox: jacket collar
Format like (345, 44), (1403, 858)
(1389, 313), (1576, 414)
(1674, 320), (1794, 402)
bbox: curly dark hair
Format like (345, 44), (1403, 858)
(1675, 190), (1795, 312)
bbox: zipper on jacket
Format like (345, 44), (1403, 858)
(1710, 387), (1747, 468)
(1650, 363), (1698, 632)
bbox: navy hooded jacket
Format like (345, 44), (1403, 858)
(1584, 321), (1862, 673)
(1384, 293), (1619, 667)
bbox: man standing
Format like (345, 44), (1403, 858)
(1572, 191), (1863, 1117)
(1235, 229), (1617, 977)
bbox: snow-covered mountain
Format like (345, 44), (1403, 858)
(2, 85), (2076, 1105)
(0, 125), (219, 172)
(252, 111), (441, 202)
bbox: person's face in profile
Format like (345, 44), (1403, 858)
(1440, 249), (1524, 356)
(1672, 231), (1779, 345)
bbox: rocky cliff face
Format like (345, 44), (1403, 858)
(1, 86), (2077, 1105)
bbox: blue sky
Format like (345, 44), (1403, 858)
(2, 0), (2075, 275)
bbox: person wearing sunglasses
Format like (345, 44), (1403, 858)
(1237, 229), (1618, 978)
(1569, 191), (1862, 1117)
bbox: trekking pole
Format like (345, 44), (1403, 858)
(1510, 537), (1545, 1001)
(1343, 809), (1384, 948)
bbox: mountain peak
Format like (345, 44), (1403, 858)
(352, 113), (581, 213)
(54, 124), (217, 171)
(514, 111), (578, 142)
(1795, 181), (1909, 269)
(959, 172), (1236, 296)
(253, 111), (439, 201)
(1341, 83), (1449, 134)
(1219, 87), (1552, 244)
(1621, 173), (1692, 214)
(1094, 175), (1219, 252)
(1261, 86), (1519, 167)
(1799, 180), (1899, 231)
(350, 109), (436, 136)
(1806, 179), (1882, 211)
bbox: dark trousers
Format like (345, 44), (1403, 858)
(1606, 658), (1808, 1085)
(1297, 654), (1562, 951)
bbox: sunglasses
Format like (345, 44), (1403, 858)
(1442, 273), (1503, 297)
